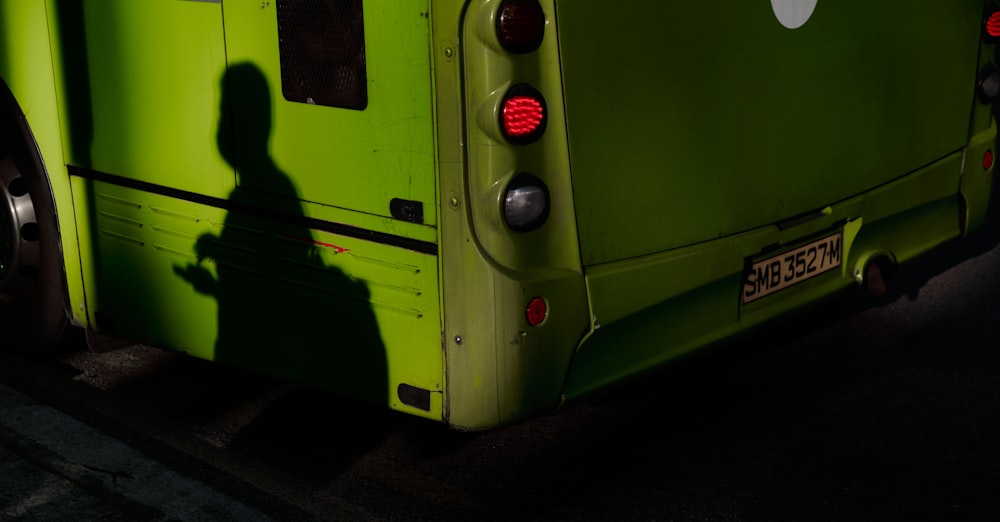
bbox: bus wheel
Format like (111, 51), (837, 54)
(0, 127), (72, 352)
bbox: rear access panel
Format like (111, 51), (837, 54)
(557, 1), (979, 266)
(221, 1), (438, 232)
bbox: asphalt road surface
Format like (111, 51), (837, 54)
(0, 228), (998, 521)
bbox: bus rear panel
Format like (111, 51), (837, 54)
(0, 0), (994, 429)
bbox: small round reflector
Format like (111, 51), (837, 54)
(985, 150), (994, 170)
(503, 173), (550, 231)
(526, 297), (547, 326)
(500, 85), (547, 144)
(986, 10), (1000, 39)
(496, 0), (545, 54)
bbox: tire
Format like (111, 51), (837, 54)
(0, 87), (74, 352)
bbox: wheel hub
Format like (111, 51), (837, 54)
(0, 152), (40, 300)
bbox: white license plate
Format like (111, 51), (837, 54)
(742, 232), (842, 304)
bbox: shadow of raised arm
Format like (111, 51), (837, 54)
(173, 232), (220, 296)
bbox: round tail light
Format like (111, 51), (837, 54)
(496, 0), (545, 53)
(503, 173), (549, 231)
(979, 66), (1000, 103)
(500, 85), (547, 144)
(986, 10), (1000, 40)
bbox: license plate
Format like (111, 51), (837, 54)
(742, 232), (842, 304)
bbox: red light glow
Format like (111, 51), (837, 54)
(503, 96), (545, 138)
(988, 11), (1000, 38)
(526, 297), (547, 326)
(985, 150), (994, 170)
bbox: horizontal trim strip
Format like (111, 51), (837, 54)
(69, 167), (438, 255)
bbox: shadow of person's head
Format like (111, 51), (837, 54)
(218, 62), (272, 171)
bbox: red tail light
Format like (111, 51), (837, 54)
(501, 85), (547, 144)
(985, 10), (1000, 40)
(985, 150), (994, 171)
(496, 0), (545, 53)
(503, 97), (544, 137)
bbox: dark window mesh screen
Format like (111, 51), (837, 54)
(276, 0), (368, 110)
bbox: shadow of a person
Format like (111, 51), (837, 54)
(175, 62), (388, 406)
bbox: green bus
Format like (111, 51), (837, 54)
(0, 0), (996, 429)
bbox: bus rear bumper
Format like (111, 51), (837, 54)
(562, 122), (996, 403)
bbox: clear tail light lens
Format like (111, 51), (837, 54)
(503, 173), (549, 231)
(979, 66), (1000, 103)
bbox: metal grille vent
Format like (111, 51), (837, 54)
(276, 0), (368, 110)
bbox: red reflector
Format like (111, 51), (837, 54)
(497, 0), (545, 53)
(526, 297), (547, 326)
(985, 150), (994, 170)
(987, 11), (1000, 38)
